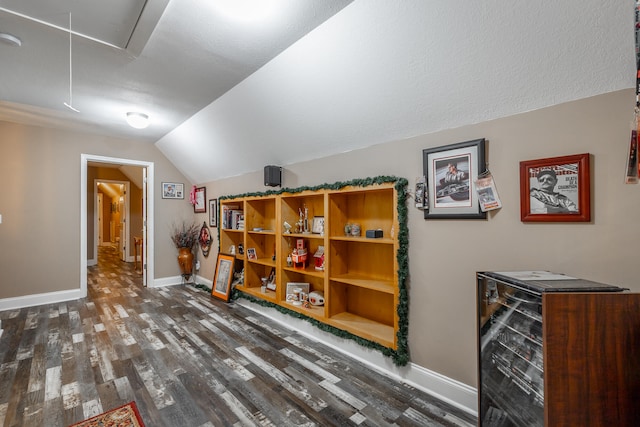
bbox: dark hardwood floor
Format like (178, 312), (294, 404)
(0, 246), (476, 427)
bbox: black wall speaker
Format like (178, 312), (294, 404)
(264, 165), (282, 187)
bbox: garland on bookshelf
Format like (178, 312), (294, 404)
(192, 175), (410, 366)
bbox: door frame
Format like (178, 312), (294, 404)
(80, 154), (154, 294)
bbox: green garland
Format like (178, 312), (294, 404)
(208, 176), (410, 366)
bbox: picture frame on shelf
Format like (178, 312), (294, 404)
(422, 138), (487, 219)
(246, 247), (257, 260)
(312, 216), (325, 234)
(193, 187), (206, 213)
(212, 253), (235, 301)
(285, 282), (310, 304)
(162, 182), (184, 199)
(519, 153), (590, 222)
(209, 199), (218, 227)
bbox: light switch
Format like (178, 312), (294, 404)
(0, 214), (2, 224)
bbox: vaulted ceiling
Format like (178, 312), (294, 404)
(1, 1), (635, 184)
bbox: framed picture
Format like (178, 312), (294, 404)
(422, 138), (487, 219)
(194, 187), (206, 213)
(212, 253), (235, 301)
(209, 199), (218, 227)
(162, 182), (184, 199)
(246, 247), (257, 260)
(312, 216), (324, 234)
(520, 153), (590, 222)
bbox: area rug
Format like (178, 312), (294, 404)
(68, 401), (145, 427)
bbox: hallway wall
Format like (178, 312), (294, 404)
(0, 122), (194, 299)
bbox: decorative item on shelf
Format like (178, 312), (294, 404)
(313, 246), (325, 271)
(286, 254), (292, 267)
(231, 268), (244, 287)
(286, 282), (310, 304)
(303, 204), (310, 233)
(295, 207), (305, 233)
(238, 243), (244, 254)
(308, 290), (325, 306)
(169, 220), (199, 281)
(283, 221), (292, 234)
(312, 216), (324, 235)
(292, 288), (303, 306)
(365, 229), (383, 238)
(246, 247), (257, 260)
(229, 245), (236, 255)
(291, 238), (307, 269)
(301, 293), (310, 308)
(344, 223), (351, 236)
(350, 223), (361, 237)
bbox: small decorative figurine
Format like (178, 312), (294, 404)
(303, 204), (310, 234)
(283, 221), (292, 234)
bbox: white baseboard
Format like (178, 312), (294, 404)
(0, 289), (85, 311)
(151, 274), (212, 288)
(235, 298), (478, 417)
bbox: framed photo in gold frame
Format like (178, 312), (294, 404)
(212, 253), (235, 301)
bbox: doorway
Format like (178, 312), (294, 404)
(95, 179), (130, 262)
(80, 154), (154, 296)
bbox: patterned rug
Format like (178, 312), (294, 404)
(68, 401), (145, 427)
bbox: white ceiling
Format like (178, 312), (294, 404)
(1, 0), (636, 185)
(0, 0), (353, 140)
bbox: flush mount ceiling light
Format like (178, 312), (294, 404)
(0, 32), (21, 47)
(126, 112), (150, 129)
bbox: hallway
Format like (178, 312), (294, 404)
(0, 247), (475, 426)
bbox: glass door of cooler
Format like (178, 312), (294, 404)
(477, 274), (544, 427)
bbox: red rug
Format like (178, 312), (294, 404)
(68, 401), (145, 427)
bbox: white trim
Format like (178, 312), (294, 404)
(235, 298), (478, 416)
(0, 289), (84, 311)
(150, 274), (213, 289)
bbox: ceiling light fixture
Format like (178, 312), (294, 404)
(0, 32), (21, 47)
(126, 112), (150, 129)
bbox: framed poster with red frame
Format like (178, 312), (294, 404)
(519, 153), (590, 222)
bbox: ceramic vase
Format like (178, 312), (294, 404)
(177, 247), (194, 279)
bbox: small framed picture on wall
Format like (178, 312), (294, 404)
(193, 187), (206, 213)
(162, 182), (184, 199)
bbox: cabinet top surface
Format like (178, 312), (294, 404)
(478, 271), (626, 294)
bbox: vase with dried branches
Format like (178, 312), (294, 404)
(170, 220), (199, 280)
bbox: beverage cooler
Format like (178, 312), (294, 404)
(476, 271), (639, 427)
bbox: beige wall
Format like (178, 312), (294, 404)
(0, 122), (194, 298)
(196, 89), (640, 387)
(1, 89), (637, 388)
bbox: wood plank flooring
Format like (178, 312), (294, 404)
(0, 246), (476, 426)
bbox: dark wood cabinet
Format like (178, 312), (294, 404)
(477, 271), (640, 427)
